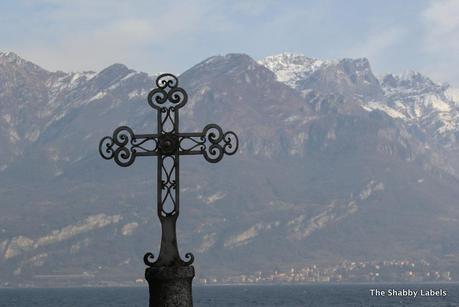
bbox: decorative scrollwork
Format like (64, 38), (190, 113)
(98, 126), (158, 167)
(222, 131), (238, 155)
(143, 251), (194, 267)
(178, 133), (205, 154)
(160, 107), (176, 133)
(144, 252), (156, 266)
(131, 136), (158, 153)
(99, 136), (115, 160)
(182, 252), (194, 265)
(159, 156), (177, 216)
(147, 74), (187, 111)
(155, 73), (178, 89)
(99, 72), (239, 270)
(202, 124), (239, 163)
(99, 126), (136, 167)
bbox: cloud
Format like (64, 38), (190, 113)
(423, 0), (459, 40)
(346, 27), (406, 60)
(4, 0), (333, 75)
(4, 0), (229, 74)
(2, 0), (458, 87)
(421, 0), (459, 85)
(340, 26), (409, 79)
(229, 0), (275, 16)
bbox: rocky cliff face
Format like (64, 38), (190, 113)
(1, 51), (459, 286)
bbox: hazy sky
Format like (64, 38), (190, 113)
(1, 0), (459, 86)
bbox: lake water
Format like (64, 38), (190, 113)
(1, 283), (458, 306)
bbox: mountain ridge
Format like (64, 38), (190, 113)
(1, 51), (459, 286)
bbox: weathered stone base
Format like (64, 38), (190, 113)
(145, 265), (195, 307)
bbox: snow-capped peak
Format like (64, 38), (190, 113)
(258, 53), (333, 88)
(381, 71), (445, 95)
(368, 71), (459, 141)
(0, 51), (26, 65)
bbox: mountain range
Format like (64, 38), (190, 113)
(1, 51), (459, 286)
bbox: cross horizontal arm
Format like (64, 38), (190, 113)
(178, 124), (239, 163)
(99, 126), (159, 167)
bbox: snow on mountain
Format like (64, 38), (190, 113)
(378, 72), (459, 144)
(446, 87), (459, 105)
(380, 71), (453, 118)
(0, 51), (28, 65)
(2, 51), (459, 286)
(0, 52), (155, 173)
(381, 71), (446, 95)
(260, 53), (384, 120)
(260, 53), (459, 146)
(258, 53), (332, 88)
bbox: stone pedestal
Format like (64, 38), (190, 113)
(145, 265), (195, 307)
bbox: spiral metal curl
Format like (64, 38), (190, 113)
(202, 124), (239, 163)
(155, 73), (178, 89)
(98, 126), (137, 167)
(143, 251), (194, 267)
(147, 74), (187, 110)
(144, 252), (156, 266)
(182, 252), (194, 265)
(99, 136), (115, 160)
(222, 131), (239, 155)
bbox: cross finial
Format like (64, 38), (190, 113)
(99, 73), (238, 267)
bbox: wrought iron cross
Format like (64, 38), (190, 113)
(99, 74), (238, 268)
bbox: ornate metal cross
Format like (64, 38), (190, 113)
(98, 73), (238, 269)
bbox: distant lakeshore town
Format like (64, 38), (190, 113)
(197, 259), (454, 285)
(1, 258), (455, 288)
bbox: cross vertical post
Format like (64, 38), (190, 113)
(99, 74), (238, 306)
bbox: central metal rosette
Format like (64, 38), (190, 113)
(158, 133), (179, 155)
